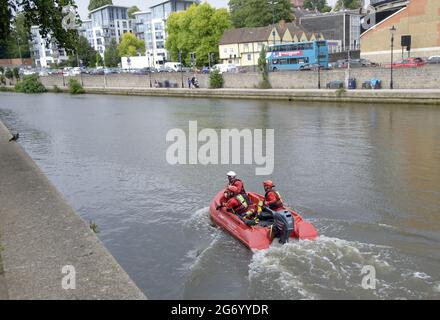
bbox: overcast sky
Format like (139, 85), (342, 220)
(74, 0), (350, 20)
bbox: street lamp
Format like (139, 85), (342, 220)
(179, 50), (184, 88)
(269, 0), (278, 45)
(389, 25), (396, 89)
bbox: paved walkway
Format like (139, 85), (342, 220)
(0, 120), (146, 299)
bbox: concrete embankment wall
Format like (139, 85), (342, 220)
(39, 64), (440, 90)
(0, 121), (146, 299)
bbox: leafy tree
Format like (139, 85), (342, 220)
(257, 45), (271, 89)
(0, 66), (4, 74)
(104, 38), (120, 67)
(117, 33), (145, 57)
(304, 0), (331, 12)
(73, 36), (98, 67)
(334, 0), (362, 10)
(165, 3), (231, 67)
(128, 6), (140, 18)
(228, 0), (293, 28)
(88, 0), (113, 11)
(1, 0), (81, 53)
(95, 52), (103, 67)
(0, 13), (31, 59)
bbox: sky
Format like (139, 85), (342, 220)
(74, 0), (347, 20)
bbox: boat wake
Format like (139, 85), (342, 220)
(248, 235), (440, 299)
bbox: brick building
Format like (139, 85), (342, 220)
(361, 0), (440, 62)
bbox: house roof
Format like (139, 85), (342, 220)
(219, 26), (275, 45)
(219, 22), (321, 45)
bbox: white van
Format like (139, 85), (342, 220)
(164, 62), (182, 72)
(212, 63), (236, 74)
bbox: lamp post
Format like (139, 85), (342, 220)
(269, 0), (278, 45)
(179, 50), (184, 88)
(389, 25), (396, 89)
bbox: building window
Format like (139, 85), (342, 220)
(247, 54), (251, 61)
(244, 43), (249, 51)
(229, 48), (233, 53)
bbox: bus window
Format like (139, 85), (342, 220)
(305, 43), (313, 50)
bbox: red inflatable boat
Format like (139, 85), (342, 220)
(209, 191), (318, 250)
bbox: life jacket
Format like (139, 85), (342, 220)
(229, 178), (246, 194)
(265, 189), (283, 210)
(232, 194), (249, 214)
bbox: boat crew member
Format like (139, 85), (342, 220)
(218, 186), (258, 226)
(263, 180), (284, 211)
(226, 171), (246, 195)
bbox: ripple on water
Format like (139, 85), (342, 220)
(248, 236), (440, 300)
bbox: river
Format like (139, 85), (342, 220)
(1, 92), (439, 299)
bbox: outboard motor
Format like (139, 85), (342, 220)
(273, 210), (294, 244)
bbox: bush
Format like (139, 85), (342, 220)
(14, 74), (47, 93)
(53, 85), (63, 93)
(4, 68), (13, 80)
(12, 67), (20, 80)
(209, 69), (224, 89)
(68, 78), (85, 94)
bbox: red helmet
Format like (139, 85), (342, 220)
(227, 185), (239, 194)
(263, 180), (274, 188)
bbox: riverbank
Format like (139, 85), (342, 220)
(3, 85), (440, 104)
(83, 87), (440, 105)
(0, 120), (146, 299)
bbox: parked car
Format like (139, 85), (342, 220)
(89, 68), (104, 75)
(427, 56), (440, 64)
(358, 58), (378, 67)
(386, 57), (426, 68)
(201, 66), (210, 74)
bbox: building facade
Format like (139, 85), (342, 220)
(30, 26), (69, 68)
(361, 0), (440, 62)
(88, 5), (133, 55)
(132, 0), (198, 67)
(219, 22), (324, 67)
(298, 10), (362, 53)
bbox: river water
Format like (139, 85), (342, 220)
(1, 92), (439, 299)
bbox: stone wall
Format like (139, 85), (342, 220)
(39, 64), (440, 90)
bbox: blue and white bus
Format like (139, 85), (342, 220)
(267, 40), (329, 71)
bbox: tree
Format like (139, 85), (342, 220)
(95, 52), (103, 67)
(74, 36), (98, 67)
(1, 1), (81, 53)
(228, 0), (293, 28)
(334, 0), (362, 10)
(88, 0), (113, 11)
(165, 3), (231, 67)
(304, 0), (331, 12)
(128, 6), (140, 18)
(257, 45), (271, 89)
(117, 33), (145, 57)
(0, 13), (31, 59)
(104, 38), (120, 67)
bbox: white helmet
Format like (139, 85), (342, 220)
(227, 171), (236, 177)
